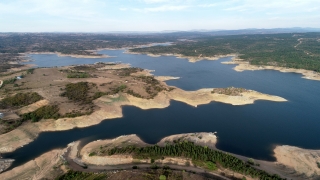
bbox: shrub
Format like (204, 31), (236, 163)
(26, 68), (35, 74)
(0, 119), (24, 134)
(159, 175), (166, 180)
(22, 105), (60, 122)
(61, 82), (89, 102)
(0, 92), (43, 108)
(247, 158), (255, 165)
(67, 72), (90, 78)
(55, 170), (107, 180)
(62, 110), (93, 118)
(2, 77), (16, 86)
(92, 92), (107, 100)
(206, 161), (217, 171)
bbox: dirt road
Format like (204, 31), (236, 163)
(63, 147), (231, 180)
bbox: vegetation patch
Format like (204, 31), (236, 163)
(0, 119), (24, 134)
(0, 92), (43, 108)
(131, 33), (320, 72)
(63, 110), (93, 118)
(116, 67), (143, 76)
(56, 167), (191, 180)
(60, 82), (105, 104)
(92, 91), (107, 99)
(55, 170), (107, 180)
(211, 87), (248, 96)
(206, 161), (217, 171)
(21, 105), (60, 122)
(126, 89), (143, 98)
(26, 68), (35, 74)
(60, 82), (90, 103)
(72, 65), (97, 71)
(2, 77), (16, 87)
(106, 141), (284, 179)
(134, 76), (166, 98)
(159, 174), (167, 180)
(109, 84), (127, 94)
(105, 94), (127, 104)
(67, 72), (91, 78)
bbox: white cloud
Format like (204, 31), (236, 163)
(222, 0), (320, 13)
(1, 0), (320, 31)
(0, 0), (105, 19)
(224, 5), (248, 12)
(142, 0), (172, 3)
(133, 5), (189, 13)
(198, 4), (217, 8)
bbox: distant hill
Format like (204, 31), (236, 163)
(164, 28), (320, 36)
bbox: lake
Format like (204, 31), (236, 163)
(4, 49), (320, 168)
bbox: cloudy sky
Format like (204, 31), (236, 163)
(0, 0), (319, 32)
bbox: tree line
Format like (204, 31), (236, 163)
(105, 140), (284, 180)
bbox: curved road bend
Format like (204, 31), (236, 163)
(63, 148), (231, 180)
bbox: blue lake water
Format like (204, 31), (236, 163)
(5, 49), (320, 168)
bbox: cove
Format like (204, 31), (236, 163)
(5, 99), (320, 169)
(5, 49), (319, 169)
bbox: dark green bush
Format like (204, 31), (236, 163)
(22, 105), (60, 122)
(55, 170), (107, 180)
(67, 72), (90, 78)
(0, 92), (43, 108)
(60, 82), (90, 103)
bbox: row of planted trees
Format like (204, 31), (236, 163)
(106, 140), (284, 180)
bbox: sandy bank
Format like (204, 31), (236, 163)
(75, 134), (307, 180)
(80, 135), (149, 165)
(154, 76), (180, 81)
(222, 58), (320, 81)
(127, 50), (320, 81)
(96, 63), (130, 70)
(147, 54), (161, 57)
(125, 50), (236, 63)
(1, 133), (302, 180)
(0, 147), (67, 180)
(0, 86), (286, 153)
(274, 145), (320, 178)
(80, 133), (217, 166)
(0, 133), (216, 179)
(6, 64), (36, 72)
(167, 88), (286, 106)
(157, 132), (217, 148)
(26, 52), (112, 59)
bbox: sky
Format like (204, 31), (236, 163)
(0, 0), (319, 32)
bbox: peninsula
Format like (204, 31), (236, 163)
(0, 63), (286, 153)
(0, 133), (289, 180)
